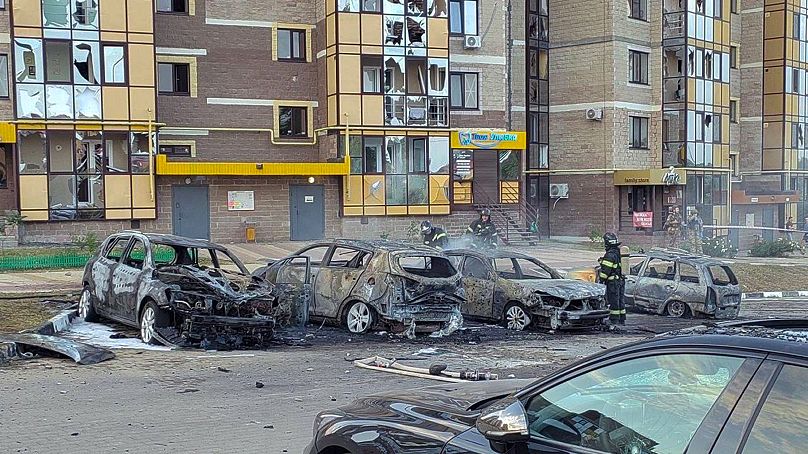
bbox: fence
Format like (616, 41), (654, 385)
(0, 253), (92, 271)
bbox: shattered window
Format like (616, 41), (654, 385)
(384, 0), (404, 15)
(385, 136), (406, 173)
(73, 41), (100, 84)
(297, 245), (330, 265)
(407, 96), (427, 125)
(499, 151), (519, 181)
(406, 59), (426, 95)
(643, 259), (676, 280)
(408, 137), (427, 173)
(338, 0), (359, 11)
(679, 263), (700, 283)
(76, 131), (103, 174)
(48, 174), (77, 214)
(152, 244), (178, 265)
(742, 365), (808, 453)
(526, 354), (744, 454)
(406, 17), (427, 47)
(278, 106), (308, 137)
(328, 247), (370, 268)
(428, 58), (448, 95)
(708, 265), (737, 285)
(129, 133), (151, 174)
(15, 39), (44, 84)
(364, 137), (384, 174)
(46, 85), (74, 119)
(45, 40), (71, 83)
(515, 258), (554, 279)
(428, 97), (447, 127)
(104, 237), (130, 262)
(428, 137), (449, 174)
(384, 15), (406, 45)
(494, 258), (518, 278)
(277, 29), (307, 61)
(363, 0), (380, 12)
(462, 256), (489, 279)
(123, 240), (147, 269)
(48, 131), (74, 172)
(398, 255), (456, 278)
(102, 45), (126, 84)
(72, 0), (99, 29)
(18, 131), (47, 174)
(384, 95), (405, 125)
(384, 57), (405, 94)
(628, 256), (646, 275)
(43, 0), (71, 28)
(407, 175), (428, 204)
(105, 133), (129, 173)
(385, 175), (407, 205)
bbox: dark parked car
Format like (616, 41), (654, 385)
(254, 240), (465, 335)
(307, 319), (808, 453)
(625, 249), (741, 318)
(445, 250), (608, 330)
(79, 232), (285, 348)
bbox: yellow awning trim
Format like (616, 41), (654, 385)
(0, 122), (16, 143)
(156, 154), (351, 176)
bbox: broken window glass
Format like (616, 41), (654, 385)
(529, 16), (539, 39)
(363, 0), (380, 12)
(409, 137), (427, 172)
(427, 0), (447, 16)
(384, 0), (405, 14)
(428, 137), (449, 173)
(130, 133), (151, 174)
(338, 0), (359, 11)
(45, 85), (74, 119)
(74, 86), (102, 119)
(76, 131), (103, 174)
(384, 57), (405, 94)
(18, 131), (47, 175)
(49, 174), (77, 211)
(386, 175), (407, 205)
(385, 136), (406, 173)
(14, 39), (44, 84)
(406, 58), (426, 94)
(105, 133), (129, 173)
(384, 95), (406, 125)
(73, 41), (100, 84)
(16, 84), (46, 119)
(407, 96), (427, 125)
(77, 174), (103, 208)
(406, 17), (427, 47)
(428, 58), (447, 95)
(48, 131), (73, 172)
(45, 40), (71, 83)
(408, 0), (425, 15)
(364, 137), (384, 173)
(408, 175), (428, 204)
(453, 149), (473, 181)
(428, 97), (447, 126)
(43, 0), (71, 28)
(499, 151), (519, 180)
(72, 0), (99, 29)
(102, 45), (125, 84)
(279, 106), (308, 137)
(384, 16), (405, 46)
(663, 78), (685, 103)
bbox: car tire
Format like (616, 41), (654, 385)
(503, 302), (531, 331)
(78, 286), (99, 322)
(139, 301), (170, 345)
(344, 301), (374, 334)
(666, 300), (689, 318)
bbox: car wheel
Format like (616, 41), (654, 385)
(503, 303), (531, 331)
(344, 301), (374, 334)
(666, 300), (688, 318)
(78, 286), (99, 322)
(139, 301), (170, 345)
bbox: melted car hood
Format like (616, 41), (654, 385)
(518, 279), (606, 299)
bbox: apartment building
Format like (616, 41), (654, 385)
(0, 0), (531, 243)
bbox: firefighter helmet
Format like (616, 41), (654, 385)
(420, 220), (433, 234)
(603, 232), (620, 247)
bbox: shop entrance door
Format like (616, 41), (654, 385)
(472, 150), (500, 204)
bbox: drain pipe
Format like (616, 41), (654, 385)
(506, 0), (513, 130)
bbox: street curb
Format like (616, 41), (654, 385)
(742, 291), (808, 300)
(29, 308), (78, 336)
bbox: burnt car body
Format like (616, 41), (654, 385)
(254, 240), (465, 334)
(307, 319), (808, 454)
(624, 249), (741, 318)
(79, 232), (285, 348)
(445, 250), (608, 330)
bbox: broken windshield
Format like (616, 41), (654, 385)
(150, 242), (248, 274)
(396, 255), (457, 278)
(707, 265), (737, 286)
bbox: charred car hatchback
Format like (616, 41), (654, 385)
(625, 249), (741, 318)
(255, 240), (465, 335)
(80, 232), (286, 349)
(446, 250), (608, 330)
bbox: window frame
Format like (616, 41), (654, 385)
(158, 145), (192, 157)
(629, 116), (650, 149)
(448, 0), (479, 36)
(0, 146), (10, 189)
(628, 49), (649, 85)
(628, 0), (648, 22)
(277, 28), (307, 62)
(730, 46), (738, 69)
(156, 0), (189, 14)
(101, 43), (128, 86)
(0, 54), (8, 99)
(449, 71), (479, 110)
(157, 62), (190, 96)
(730, 99), (738, 123)
(277, 106), (309, 138)
(362, 56), (383, 94)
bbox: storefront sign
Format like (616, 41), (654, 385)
(613, 168), (687, 186)
(632, 211), (654, 228)
(451, 129), (526, 150)
(227, 191), (255, 211)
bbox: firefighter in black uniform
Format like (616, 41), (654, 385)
(466, 209), (498, 248)
(420, 220), (448, 250)
(598, 232), (626, 326)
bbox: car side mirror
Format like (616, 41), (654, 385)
(476, 397), (530, 453)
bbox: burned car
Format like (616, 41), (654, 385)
(80, 232), (286, 349)
(254, 240), (465, 335)
(445, 250), (608, 331)
(624, 249), (741, 318)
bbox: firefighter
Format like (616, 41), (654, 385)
(420, 220), (448, 250)
(598, 232), (626, 326)
(466, 209), (498, 248)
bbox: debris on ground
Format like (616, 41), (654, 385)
(217, 366), (230, 373)
(255, 381), (265, 389)
(0, 333), (114, 365)
(353, 356), (498, 382)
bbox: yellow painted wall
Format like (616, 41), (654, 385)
(127, 0), (154, 34)
(129, 44), (156, 87)
(100, 0), (128, 31)
(12, 0), (42, 28)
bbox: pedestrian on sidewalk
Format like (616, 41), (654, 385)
(664, 206), (682, 248)
(803, 217), (808, 248)
(786, 216), (796, 242)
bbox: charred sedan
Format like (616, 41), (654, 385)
(446, 250), (608, 330)
(80, 232), (287, 349)
(254, 240), (465, 335)
(624, 249), (741, 318)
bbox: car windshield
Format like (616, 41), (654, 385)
(396, 255), (457, 278)
(151, 242), (247, 274)
(707, 265), (737, 286)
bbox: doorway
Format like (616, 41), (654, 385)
(172, 185), (210, 239)
(290, 184), (325, 241)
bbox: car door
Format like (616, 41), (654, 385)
(675, 261), (707, 307)
(459, 255), (496, 319)
(90, 236), (131, 317)
(287, 245), (331, 316)
(622, 254), (647, 306)
(314, 246), (370, 318)
(520, 351), (759, 454)
(633, 258), (677, 312)
(112, 237), (149, 322)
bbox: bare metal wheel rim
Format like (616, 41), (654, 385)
(668, 301), (686, 317)
(140, 307), (156, 342)
(506, 305), (530, 331)
(347, 302), (371, 333)
(78, 289), (91, 319)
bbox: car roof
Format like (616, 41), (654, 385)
(113, 231), (227, 250)
(633, 248), (730, 266)
(445, 249), (537, 261)
(328, 239), (443, 254)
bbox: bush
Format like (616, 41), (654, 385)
(702, 236), (738, 258)
(749, 238), (799, 258)
(588, 225), (604, 244)
(72, 233), (100, 252)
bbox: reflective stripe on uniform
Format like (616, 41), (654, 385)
(435, 233), (447, 239)
(600, 260), (618, 268)
(609, 310), (622, 315)
(599, 273), (619, 280)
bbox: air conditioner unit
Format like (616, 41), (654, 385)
(585, 108), (603, 121)
(549, 183), (570, 199)
(464, 35), (482, 49)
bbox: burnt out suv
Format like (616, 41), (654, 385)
(254, 240), (465, 335)
(80, 232), (287, 349)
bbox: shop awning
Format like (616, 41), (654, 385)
(155, 154), (350, 176)
(613, 168), (687, 186)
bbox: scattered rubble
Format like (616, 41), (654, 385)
(353, 355), (498, 382)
